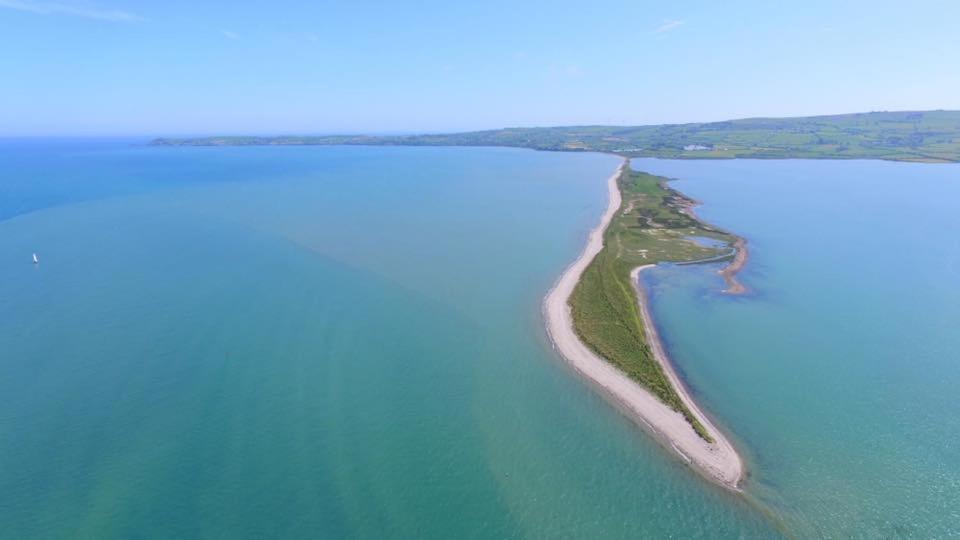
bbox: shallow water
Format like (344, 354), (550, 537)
(0, 142), (776, 538)
(684, 235), (729, 249)
(636, 158), (960, 537)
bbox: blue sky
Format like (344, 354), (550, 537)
(2, 0), (959, 135)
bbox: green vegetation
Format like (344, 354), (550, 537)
(153, 110), (960, 163)
(569, 164), (738, 441)
(151, 110), (960, 437)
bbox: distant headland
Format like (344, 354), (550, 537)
(153, 110), (960, 163)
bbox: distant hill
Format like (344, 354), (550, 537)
(153, 110), (960, 163)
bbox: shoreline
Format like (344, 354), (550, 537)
(543, 161), (745, 490)
(720, 238), (749, 294)
(630, 265), (744, 487)
(673, 181), (749, 294)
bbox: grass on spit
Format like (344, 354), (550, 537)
(569, 164), (739, 442)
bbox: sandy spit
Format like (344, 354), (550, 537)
(720, 238), (749, 294)
(543, 161), (744, 489)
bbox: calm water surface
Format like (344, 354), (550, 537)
(0, 142), (775, 538)
(635, 158), (960, 537)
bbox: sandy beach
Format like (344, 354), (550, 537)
(543, 161), (744, 489)
(720, 238), (749, 294)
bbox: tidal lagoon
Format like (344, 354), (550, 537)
(635, 158), (960, 537)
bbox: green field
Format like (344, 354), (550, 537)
(154, 110), (960, 163)
(569, 165), (738, 440)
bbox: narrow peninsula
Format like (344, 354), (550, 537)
(151, 108), (960, 488)
(544, 161), (746, 489)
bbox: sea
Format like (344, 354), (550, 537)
(635, 157), (960, 537)
(1, 139), (956, 537)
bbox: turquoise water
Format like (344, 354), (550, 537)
(635, 158), (960, 537)
(0, 142), (776, 538)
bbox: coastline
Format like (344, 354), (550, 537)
(674, 183), (749, 295)
(543, 161), (745, 490)
(720, 238), (749, 294)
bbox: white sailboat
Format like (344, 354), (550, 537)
(32, 253), (39, 264)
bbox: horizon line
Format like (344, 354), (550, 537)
(4, 108), (958, 139)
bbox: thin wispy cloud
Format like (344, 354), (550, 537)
(0, 0), (141, 22)
(654, 19), (685, 33)
(220, 29), (240, 40)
